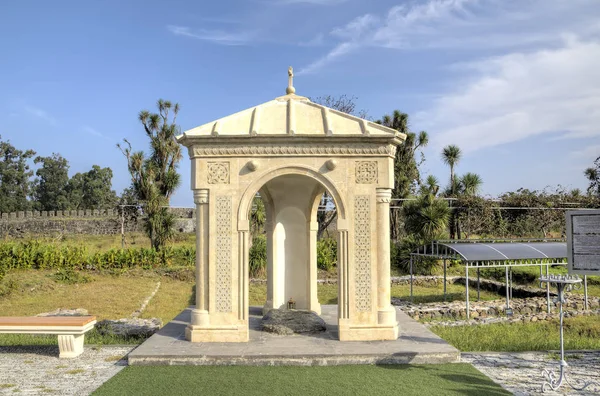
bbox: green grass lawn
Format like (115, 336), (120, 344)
(431, 315), (600, 352)
(93, 364), (510, 396)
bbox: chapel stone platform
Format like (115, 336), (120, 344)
(128, 305), (460, 366)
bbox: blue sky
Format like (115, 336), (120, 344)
(1, 0), (599, 207)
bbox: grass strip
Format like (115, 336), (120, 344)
(93, 364), (510, 396)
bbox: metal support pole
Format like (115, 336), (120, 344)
(539, 265), (543, 289)
(510, 267), (513, 300)
(546, 265), (550, 313)
(505, 266), (510, 309)
(477, 268), (481, 302)
(584, 275), (588, 311)
(466, 266), (470, 320)
(410, 255), (413, 303)
(443, 259), (447, 302)
(120, 205), (125, 249)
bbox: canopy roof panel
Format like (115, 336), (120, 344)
(436, 241), (566, 262)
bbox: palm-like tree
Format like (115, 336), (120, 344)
(441, 145), (462, 195)
(458, 172), (483, 196)
(585, 158), (599, 197)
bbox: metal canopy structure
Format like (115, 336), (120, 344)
(436, 241), (566, 262)
(409, 239), (589, 319)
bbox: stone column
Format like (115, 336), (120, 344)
(337, 228), (349, 320)
(192, 189), (210, 326)
(376, 188), (396, 325)
(307, 220), (321, 314)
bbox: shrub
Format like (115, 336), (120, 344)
(249, 235), (267, 278)
(0, 241), (196, 276)
(317, 238), (337, 271)
(52, 268), (93, 284)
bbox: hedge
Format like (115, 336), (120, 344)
(0, 241), (194, 279)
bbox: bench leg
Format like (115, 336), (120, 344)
(58, 334), (85, 358)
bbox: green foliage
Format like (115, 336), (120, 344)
(118, 99), (183, 251)
(68, 165), (118, 210)
(0, 135), (36, 212)
(585, 155), (600, 197)
(377, 111), (429, 241)
(317, 238), (337, 271)
(33, 153), (70, 211)
(52, 268), (92, 284)
(250, 196), (265, 238)
(0, 241), (194, 275)
(249, 235), (267, 277)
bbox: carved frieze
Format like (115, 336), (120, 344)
(192, 144), (396, 158)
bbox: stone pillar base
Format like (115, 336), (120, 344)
(58, 334), (85, 358)
(338, 320), (399, 341)
(309, 302), (322, 316)
(186, 324), (249, 343)
(191, 309), (210, 327)
(378, 306), (397, 326)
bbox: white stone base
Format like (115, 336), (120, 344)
(58, 334), (85, 358)
(338, 320), (399, 341)
(186, 324), (249, 343)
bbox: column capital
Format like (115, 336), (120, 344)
(375, 188), (392, 203)
(193, 189), (209, 204)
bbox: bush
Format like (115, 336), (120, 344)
(52, 268), (92, 284)
(249, 235), (267, 278)
(0, 241), (195, 276)
(317, 238), (337, 271)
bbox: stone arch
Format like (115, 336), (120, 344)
(237, 164), (347, 229)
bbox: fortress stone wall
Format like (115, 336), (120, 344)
(0, 208), (195, 237)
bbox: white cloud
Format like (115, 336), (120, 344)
(23, 105), (57, 126)
(418, 38), (600, 152)
(167, 25), (253, 46)
(331, 14), (378, 40)
(570, 145), (600, 161)
(299, 0), (600, 73)
(82, 126), (104, 138)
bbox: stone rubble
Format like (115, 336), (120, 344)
(261, 309), (327, 335)
(394, 294), (600, 326)
(95, 318), (162, 338)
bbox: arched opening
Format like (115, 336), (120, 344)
(239, 166), (348, 331)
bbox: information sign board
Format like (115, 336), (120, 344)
(566, 210), (600, 275)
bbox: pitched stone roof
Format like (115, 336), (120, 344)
(177, 93), (404, 142)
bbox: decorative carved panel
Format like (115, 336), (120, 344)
(208, 162), (230, 184)
(354, 195), (372, 312)
(216, 196), (232, 312)
(192, 144), (396, 157)
(355, 161), (378, 184)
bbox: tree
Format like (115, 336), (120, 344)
(33, 153), (70, 211)
(378, 110), (429, 241)
(441, 145), (463, 239)
(441, 145), (462, 195)
(458, 172), (483, 196)
(118, 99), (183, 251)
(0, 136), (36, 212)
(81, 165), (118, 209)
(310, 95), (368, 239)
(585, 156), (600, 197)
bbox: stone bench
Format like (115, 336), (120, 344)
(0, 316), (96, 358)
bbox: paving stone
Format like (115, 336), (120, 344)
(463, 351), (600, 395)
(0, 346), (133, 395)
